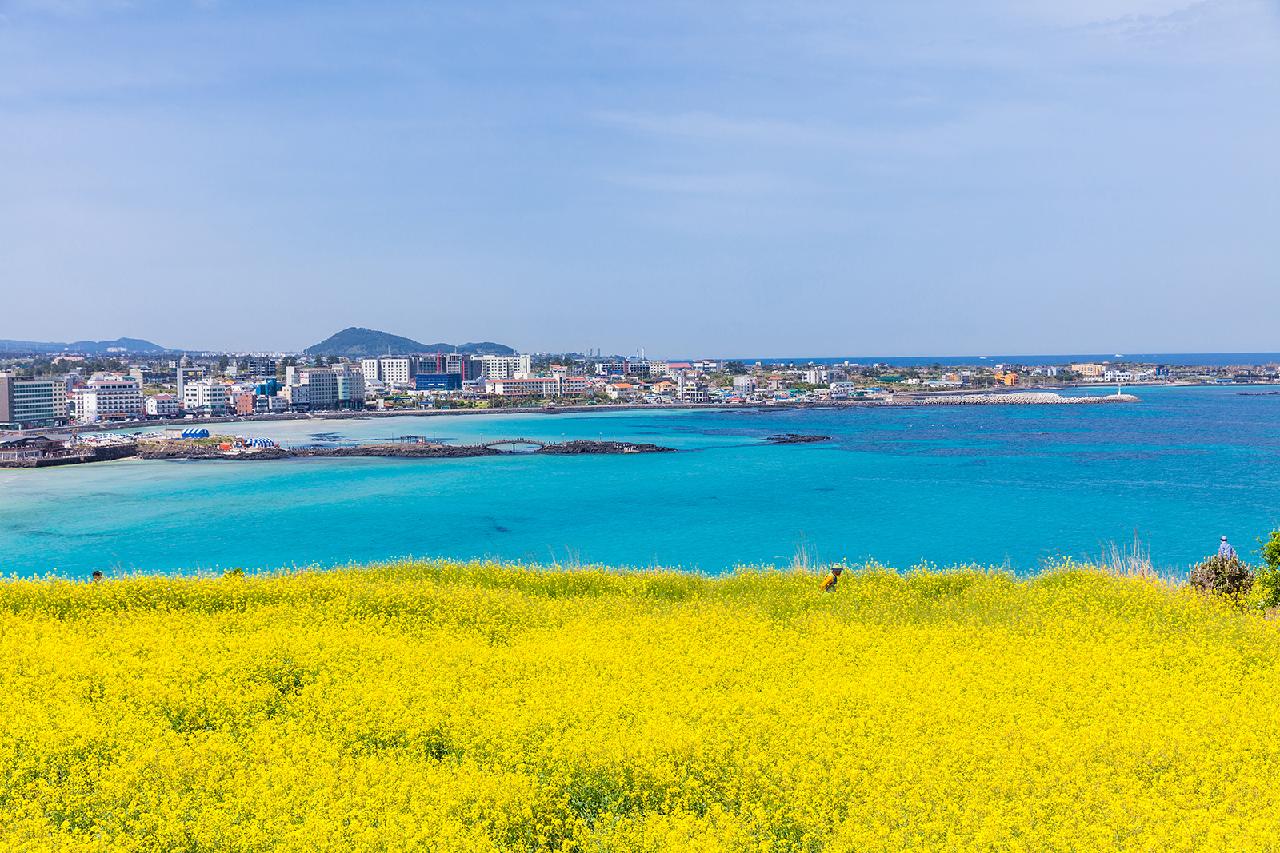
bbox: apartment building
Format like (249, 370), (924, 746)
(334, 364), (366, 408)
(595, 359), (651, 377)
(239, 356), (278, 379)
(0, 373), (61, 429)
(379, 358), (417, 386)
(297, 368), (340, 409)
(473, 354), (532, 380)
(182, 380), (230, 415)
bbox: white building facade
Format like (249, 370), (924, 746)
(182, 380), (230, 415)
(73, 376), (144, 423)
(487, 376), (589, 397)
(473, 354), (532, 380)
(145, 394), (180, 417)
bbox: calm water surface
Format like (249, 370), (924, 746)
(2, 386), (1278, 577)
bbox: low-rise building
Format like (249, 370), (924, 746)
(233, 392), (257, 416)
(282, 383), (309, 409)
(677, 376), (709, 403)
(145, 393), (180, 418)
(829, 381), (859, 398)
(182, 380), (230, 415)
(604, 382), (644, 400)
(487, 376), (589, 397)
(802, 366), (828, 385)
(414, 373), (463, 391)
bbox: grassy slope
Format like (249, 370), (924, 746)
(2, 562), (1279, 852)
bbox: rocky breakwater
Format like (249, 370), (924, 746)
(766, 434), (832, 444)
(137, 442), (292, 461)
(535, 440), (675, 455)
(135, 438), (676, 462)
(901, 392), (1139, 407)
(296, 443), (504, 459)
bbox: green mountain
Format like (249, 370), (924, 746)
(304, 327), (515, 358)
(0, 337), (171, 355)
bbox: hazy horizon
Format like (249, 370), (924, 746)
(6, 328), (1280, 363)
(4, 1), (1278, 355)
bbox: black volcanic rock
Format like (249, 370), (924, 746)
(536, 440), (676, 455)
(765, 433), (831, 444)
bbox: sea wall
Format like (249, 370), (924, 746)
(897, 392), (1139, 406)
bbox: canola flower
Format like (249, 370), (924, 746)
(2, 561), (1280, 851)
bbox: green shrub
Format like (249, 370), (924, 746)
(1263, 530), (1280, 571)
(1248, 531), (1280, 612)
(1189, 555), (1253, 603)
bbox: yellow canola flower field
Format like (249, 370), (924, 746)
(3, 562), (1280, 852)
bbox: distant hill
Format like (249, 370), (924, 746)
(0, 337), (171, 355)
(304, 327), (516, 358)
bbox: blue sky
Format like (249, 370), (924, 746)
(2, 1), (1277, 356)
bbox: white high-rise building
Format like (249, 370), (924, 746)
(473, 354), (532, 380)
(360, 358), (382, 382)
(335, 364), (366, 408)
(379, 358), (417, 386)
(297, 368), (340, 409)
(73, 375), (144, 423)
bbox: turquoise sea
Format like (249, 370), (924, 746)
(2, 385), (1278, 578)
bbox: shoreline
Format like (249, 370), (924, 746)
(10, 388), (1148, 440)
(1, 431), (837, 469)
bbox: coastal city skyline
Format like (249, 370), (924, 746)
(4, 328), (1278, 435)
(3, 327), (1280, 365)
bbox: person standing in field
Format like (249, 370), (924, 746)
(1218, 536), (1237, 560)
(821, 565), (844, 592)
